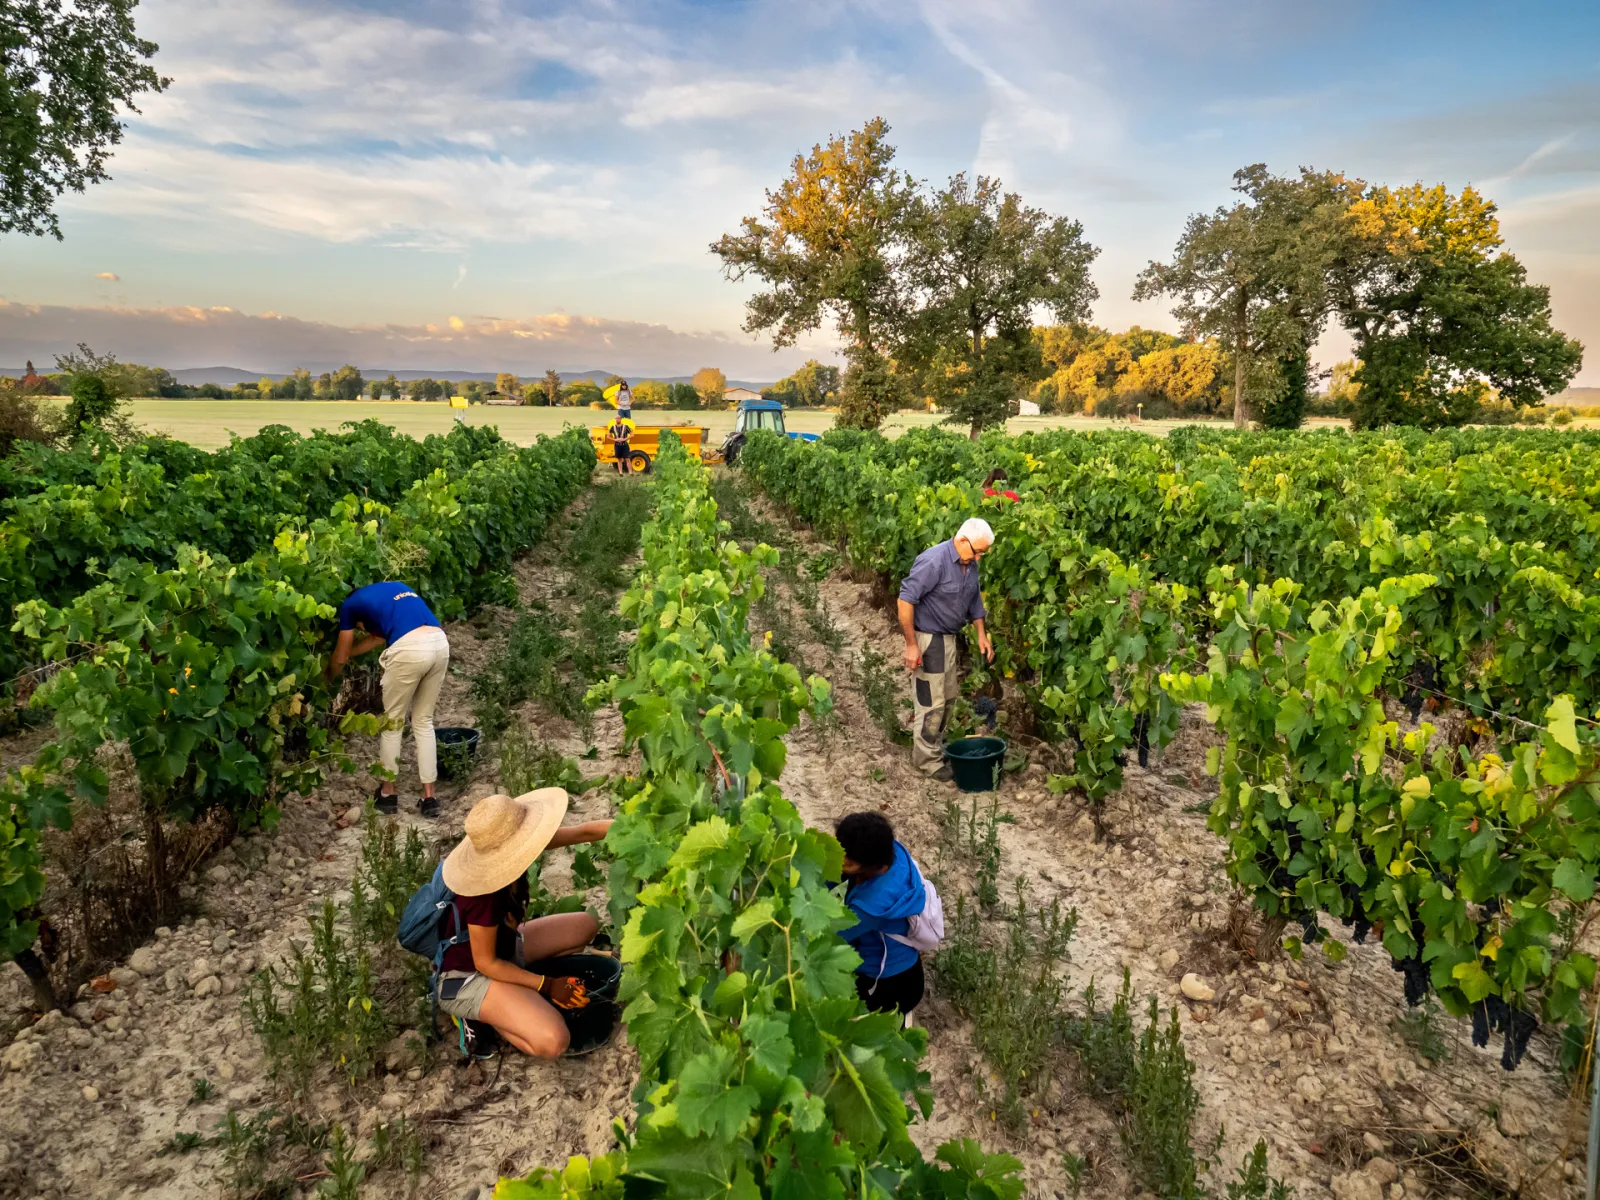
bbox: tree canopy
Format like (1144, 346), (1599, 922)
(1134, 165), (1355, 428)
(1, 0), (168, 238)
(692, 366), (726, 409)
(900, 173), (1099, 437)
(1329, 182), (1583, 427)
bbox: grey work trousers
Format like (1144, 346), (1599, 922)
(911, 631), (960, 776)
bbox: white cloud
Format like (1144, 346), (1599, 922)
(0, 299), (835, 379)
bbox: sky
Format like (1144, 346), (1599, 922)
(1, 0), (1597, 384)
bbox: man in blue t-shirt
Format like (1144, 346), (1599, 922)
(325, 582), (451, 817)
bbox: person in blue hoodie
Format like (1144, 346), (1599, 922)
(835, 812), (926, 1017)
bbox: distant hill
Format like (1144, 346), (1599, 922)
(0, 365), (776, 390)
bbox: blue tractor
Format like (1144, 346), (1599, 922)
(712, 396), (820, 465)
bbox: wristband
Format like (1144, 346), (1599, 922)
(532, 973), (546, 993)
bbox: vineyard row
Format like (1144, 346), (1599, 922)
(0, 428), (596, 983)
(501, 436), (1027, 1200)
(740, 428), (1600, 1068)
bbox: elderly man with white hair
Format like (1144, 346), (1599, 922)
(897, 517), (996, 780)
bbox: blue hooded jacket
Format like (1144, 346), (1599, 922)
(841, 841), (926, 981)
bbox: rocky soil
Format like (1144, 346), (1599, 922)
(0, 473), (1585, 1200)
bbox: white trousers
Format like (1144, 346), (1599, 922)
(378, 626), (451, 784)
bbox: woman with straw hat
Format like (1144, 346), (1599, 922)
(436, 789), (612, 1058)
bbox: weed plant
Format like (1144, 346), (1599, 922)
(247, 901), (390, 1090)
(200, 1108), (332, 1197)
(1064, 969), (1223, 1200)
(934, 879), (1078, 1128)
(316, 1125), (364, 1200)
(1392, 997), (1452, 1064)
(471, 604), (580, 736)
(1125, 996), (1213, 1199)
(347, 807), (432, 946)
(370, 1118), (426, 1197)
(498, 726), (604, 796)
(566, 479), (653, 590)
(942, 794), (1014, 910)
(856, 644), (911, 745)
(1226, 1141), (1296, 1199)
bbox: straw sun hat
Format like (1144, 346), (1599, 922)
(442, 789), (569, 896)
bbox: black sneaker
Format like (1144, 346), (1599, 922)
(455, 1017), (500, 1061)
(373, 785), (398, 815)
(418, 796), (440, 819)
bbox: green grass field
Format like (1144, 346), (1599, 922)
(113, 399), (1361, 449)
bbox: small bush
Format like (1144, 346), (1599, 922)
(347, 807), (432, 947)
(247, 901), (390, 1090)
(855, 643), (910, 745)
(1124, 996), (1211, 1199)
(934, 880), (1078, 1128)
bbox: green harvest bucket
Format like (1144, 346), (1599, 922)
(944, 736), (1008, 793)
(435, 727), (480, 781)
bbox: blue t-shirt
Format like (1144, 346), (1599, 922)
(337, 582), (439, 645)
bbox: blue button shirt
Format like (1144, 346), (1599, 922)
(898, 539), (985, 634)
(337, 582), (440, 645)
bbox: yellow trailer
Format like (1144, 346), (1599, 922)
(590, 420), (707, 474)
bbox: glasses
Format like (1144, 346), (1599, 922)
(958, 538), (989, 559)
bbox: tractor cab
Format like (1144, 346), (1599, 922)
(716, 397), (818, 465)
(732, 398), (789, 436)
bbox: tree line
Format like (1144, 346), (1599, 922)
(715, 118), (1583, 434)
(1, 361), (746, 409)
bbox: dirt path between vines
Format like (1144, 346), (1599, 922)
(737, 480), (1582, 1200)
(0, 477), (640, 1200)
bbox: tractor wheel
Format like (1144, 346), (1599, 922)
(627, 450), (653, 474)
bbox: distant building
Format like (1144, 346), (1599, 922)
(1018, 399), (1040, 416)
(725, 387), (762, 404)
(484, 389), (519, 406)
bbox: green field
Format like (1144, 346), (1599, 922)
(112, 399), (1365, 448)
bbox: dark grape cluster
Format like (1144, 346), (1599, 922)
(1337, 903), (1372, 944)
(1400, 658), (1439, 721)
(1390, 955), (1432, 1007)
(973, 695), (998, 731)
(1133, 712), (1150, 767)
(1471, 997), (1540, 1071)
(1299, 915), (1326, 944)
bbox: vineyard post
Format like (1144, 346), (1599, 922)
(1588, 1030), (1600, 1200)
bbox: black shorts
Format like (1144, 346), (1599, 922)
(855, 956), (924, 1016)
(613, 442), (630, 458)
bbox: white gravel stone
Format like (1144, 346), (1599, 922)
(127, 947), (160, 976)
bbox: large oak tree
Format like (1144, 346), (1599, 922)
(1135, 165), (1355, 428)
(712, 118), (916, 429)
(1329, 183), (1582, 427)
(900, 173), (1099, 438)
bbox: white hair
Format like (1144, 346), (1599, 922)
(957, 517), (994, 547)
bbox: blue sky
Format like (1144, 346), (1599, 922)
(0, 0), (1596, 383)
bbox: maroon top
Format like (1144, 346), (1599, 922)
(441, 887), (516, 973)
